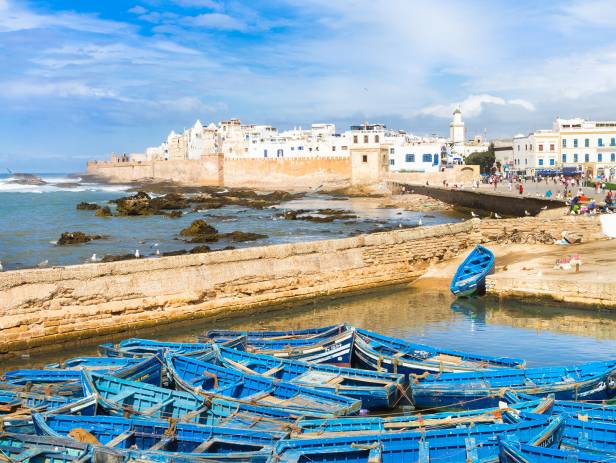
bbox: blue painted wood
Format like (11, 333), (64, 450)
(211, 345), (408, 410)
(204, 325), (345, 342)
(413, 360), (616, 409)
(166, 354), (361, 417)
(450, 244), (495, 296)
(353, 326), (525, 375)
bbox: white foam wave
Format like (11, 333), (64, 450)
(0, 179), (130, 193)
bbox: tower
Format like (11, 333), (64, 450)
(449, 107), (466, 144)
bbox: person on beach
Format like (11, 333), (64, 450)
(546, 190), (552, 198)
(518, 183), (524, 195)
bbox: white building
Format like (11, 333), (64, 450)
(449, 108), (466, 143)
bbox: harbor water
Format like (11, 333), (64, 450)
(4, 286), (616, 372)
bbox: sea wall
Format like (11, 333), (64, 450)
(388, 183), (566, 216)
(0, 220), (480, 359)
(86, 156), (223, 186)
(223, 156), (350, 191)
(386, 166), (480, 185)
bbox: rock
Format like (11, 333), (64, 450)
(180, 219), (219, 243)
(57, 231), (103, 246)
(162, 250), (188, 256)
(223, 231), (268, 242)
(190, 245), (211, 254)
(8, 173), (46, 185)
(180, 219), (218, 237)
(113, 191), (154, 216)
(301, 215), (335, 223)
(100, 254), (136, 262)
(95, 206), (112, 217)
(76, 202), (100, 211)
(150, 193), (188, 210)
(167, 210), (183, 218)
(276, 209), (310, 220)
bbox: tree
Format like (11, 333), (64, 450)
(465, 143), (495, 174)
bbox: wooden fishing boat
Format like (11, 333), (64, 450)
(450, 244), (495, 296)
(166, 354), (362, 417)
(413, 360), (616, 409)
(271, 414), (554, 463)
(559, 415), (616, 454)
(204, 325), (346, 342)
(295, 397), (553, 436)
(499, 440), (604, 463)
(33, 413), (286, 453)
(84, 372), (299, 432)
(211, 345), (409, 410)
(353, 327), (525, 375)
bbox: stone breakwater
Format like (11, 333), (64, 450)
(0, 215), (604, 359)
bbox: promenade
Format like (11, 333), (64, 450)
(472, 179), (607, 203)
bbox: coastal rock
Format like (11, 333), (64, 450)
(57, 231), (103, 245)
(180, 219), (219, 243)
(95, 206), (112, 217)
(166, 210), (183, 218)
(113, 191), (154, 216)
(223, 231), (268, 242)
(190, 245), (211, 253)
(150, 193), (189, 210)
(76, 202), (100, 211)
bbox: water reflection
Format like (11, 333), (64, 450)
(4, 287), (616, 372)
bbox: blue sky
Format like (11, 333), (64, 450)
(1, 0), (615, 172)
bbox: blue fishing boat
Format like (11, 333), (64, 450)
(83, 372), (300, 432)
(166, 354), (362, 417)
(295, 397), (553, 436)
(353, 326), (525, 375)
(499, 440), (605, 463)
(450, 244), (495, 296)
(211, 345), (409, 410)
(213, 328), (356, 366)
(0, 433), (93, 463)
(413, 360), (616, 409)
(560, 414), (616, 454)
(46, 356), (146, 369)
(271, 413), (555, 463)
(33, 413), (286, 453)
(205, 325), (346, 342)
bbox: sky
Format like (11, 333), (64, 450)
(1, 0), (616, 172)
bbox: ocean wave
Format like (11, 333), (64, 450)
(0, 179), (130, 193)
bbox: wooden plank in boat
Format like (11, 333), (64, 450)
(294, 371), (339, 385)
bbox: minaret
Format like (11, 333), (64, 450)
(449, 107), (466, 144)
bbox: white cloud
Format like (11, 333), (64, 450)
(420, 95), (535, 119)
(172, 0), (221, 9)
(1, 81), (116, 99)
(559, 0), (616, 28)
(185, 13), (245, 31)
(128, 5), (148, 15)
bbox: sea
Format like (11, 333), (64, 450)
(0, 173), (464, 270)
(2, 173), (615, 373)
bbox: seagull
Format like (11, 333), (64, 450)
(541, 205), (548, 210)
(0, 261), (3, 272)
(155, 249), (160, 256)
(135, 249), (140, 258)
(525, 210), (531, 216)
(418, 218), (423, 226)
(494, 213), (502, 219)
(398, 223), (403, 228)
(37, 259), (49, 268)
(90, 253), (98, 262)
(471, 211), (478, 218)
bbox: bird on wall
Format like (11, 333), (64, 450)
(494, 213), (502, 219)
(471, 211), (478, 218)
(135, 249), (140, 258)
(418, 218), (423, 226)
(0, 260), (3, 272)
(525, 210), (531, 216)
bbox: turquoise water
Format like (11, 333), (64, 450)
(0, 173), (462, 270)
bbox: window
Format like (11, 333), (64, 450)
(390, 148), (395, 154)
(332, 146), (336, 152)
(585, 138), (590, 148)
(362, 155), (368, 163)
(585, 153), (590, 162)
(298, 146), (304, 150)
(525, 158), (528, 165)
(538, 159), (544, 166)
(538, 144), (543, 151)
(612, 153), (615, 162)
(562, 153), (567, 162)
(374, 135), (380, 143)
(599, 138), (604, 147)
(277, 149), (284, 157)
(263, 149), (268, 157)
(363, 135), (369, 143)
(550, 144), (555, 152)
(550, 159), (555, 166)
(517, 145), (520, 151)
(405, 154), (415, 163)
(530, 144), (533, 150)
(574, 139), (578, 148)
(562, 139), (567, 148)
(611, 138), (616, 147)
(353, 135), (358, 143)
(422, 153), (432, 163)
(433, 154), (439, 165)
(341, 146), (348, 150)
(291, 147), (294, 151)
(389, 159), (395, 166)
(598, 153), (603, 162)
(574, 153), (578, 162)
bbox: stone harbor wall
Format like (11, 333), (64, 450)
(0, 220), (479, 359)
(0, 215), (604, 359)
